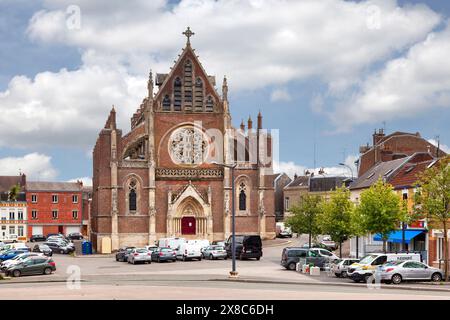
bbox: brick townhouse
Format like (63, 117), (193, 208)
(26, 181), (84, 238)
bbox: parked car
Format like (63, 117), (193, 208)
(1, 252), (42, 271)
(347, 253), (421, 283)
(67, 232), (84, 240)
(152, 247), (176, 262)
(46, 238), (74, 248)
(378, 260), (443, 284)
(0, 249), (29, 261)
(32, 244), (53, 256)
(46, 233), (66, 240)
(225, 235), (262, 260)
(320, 236), (338, 251)
(276, 222), (293, 238)
(43, 242), (74, 254)
(308, 248), (339, 261)
(145, 245), (158, 253)
(115, 247), (136, 262)
(0, 234), (18, 243)
(302, 242), (331, 250)
(127, 248), (152, 264)
(4, 256), (56, 277)
(331, 258), (360, 277)
(280, 247), (308, 270)
(202, 245), (227, 260)
(176, 242), (203, 261)
(212, 241), (225, 247)
(29, 234), (47, 242)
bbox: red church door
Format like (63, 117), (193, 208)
(181, 217), (196, 235)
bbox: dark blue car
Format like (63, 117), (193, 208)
(0, 250), (26, 261)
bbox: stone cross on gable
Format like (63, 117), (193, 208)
(182, 27), (195, 45)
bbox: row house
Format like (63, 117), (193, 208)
(0, 175), (27, 242)
(26, 181), (84, 237)
(349, 152), (445, 266)
(283, 174), (350, 219)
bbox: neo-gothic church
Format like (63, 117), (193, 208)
(91, 28), (276, 251)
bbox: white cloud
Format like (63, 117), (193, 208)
(0, 153), (58, 180)
(0, 58), (146, 148)
(330, 21), (450, 130)
(274, 155), (358, 179)
(428, 139), (450, 154)
(270, 88), (291, 102)
(27, 0), (440, 91)
(68, 176), (92, 186)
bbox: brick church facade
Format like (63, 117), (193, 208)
(91, 29), (276, 251)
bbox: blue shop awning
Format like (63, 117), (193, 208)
(373, 230), (424, 244)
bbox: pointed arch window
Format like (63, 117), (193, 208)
(128, 179), (138, 213)
(184, 60), (193, 110)
(239, 182), (247, 211)
(205, 95), (214, 112)
(162, 94), (171, 111)
(194, 77), (203, 111)
(174, 77), (182, 111)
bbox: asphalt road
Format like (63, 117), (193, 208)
(1, 235), (449, 299)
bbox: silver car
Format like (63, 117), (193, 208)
(202, 245), (227, 260)
(378, 260), (443, 284)
(331, 258), (360, 277)
(127, 248), (152, 264)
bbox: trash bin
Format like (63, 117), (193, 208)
(82, 241), (92, 255)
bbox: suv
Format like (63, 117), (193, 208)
(225, 235), (262, 260)
(30, 234), (47, 242)
(67, 233), (83, 240)
(115, 247), (136, 262)
(281, 247), (308, 270)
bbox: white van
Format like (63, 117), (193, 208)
(176, 242), (203, 261)
(347, 252), (421, 283)
(158, 237), (185, 249)
(186, 239), (210, 252)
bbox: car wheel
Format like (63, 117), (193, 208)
(288, 262), (296, 271)
(391, 274), (402, 285)
(43, 267), (52, 275)
(157, 257), (161, 263)
(13, 270), (21, 277)
(256, 257), (260, 261)
(335, 273), (341, 278)
(341, 272), (348, 278)
(209, 254), (213, 260)
(431, 272), (442, 282)
(60, 249), (64, 254)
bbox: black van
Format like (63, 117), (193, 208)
(225, 235), (262, 260)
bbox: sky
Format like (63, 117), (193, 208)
(0, 0), (449, 185)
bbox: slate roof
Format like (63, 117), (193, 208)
(350, 157), (407, 190)
(0, 175), (26, 193)
(26, 181), (83, 192)
(285, 176), (310, 189)
(309, 176), (348, 192)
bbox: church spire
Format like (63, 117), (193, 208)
(247, 116), (253, 130)
(240, 119), (245, 131)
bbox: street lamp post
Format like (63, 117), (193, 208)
(338, 162), (358, 258)
(213, 161), (238, 278)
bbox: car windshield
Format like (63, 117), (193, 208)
(40, 245), (50, 250)
(358, 255), (378, 264)
(161, 248), (173, 252)
(212, 246), (224, 250)
(136, 249), (148, 253)
(384, 261), (403, 266)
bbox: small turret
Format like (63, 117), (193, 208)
(222, 76), (228, 101)
(240, 119), (245, 131)
(257, 111), (263, 130)
(147, 70), (154, 99)
(104, 105), (117, 130)
(247, 116), (253, 130)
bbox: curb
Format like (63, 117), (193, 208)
(264, 240), (292, 248)
(211, 278), (450, 293)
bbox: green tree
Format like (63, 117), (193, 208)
(286, 194), (323, 247)
(319, 186), (356, 258)
(8, 184), (21, 201)
(355, 178), (403, 253)
(414, 156), (450, 281)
